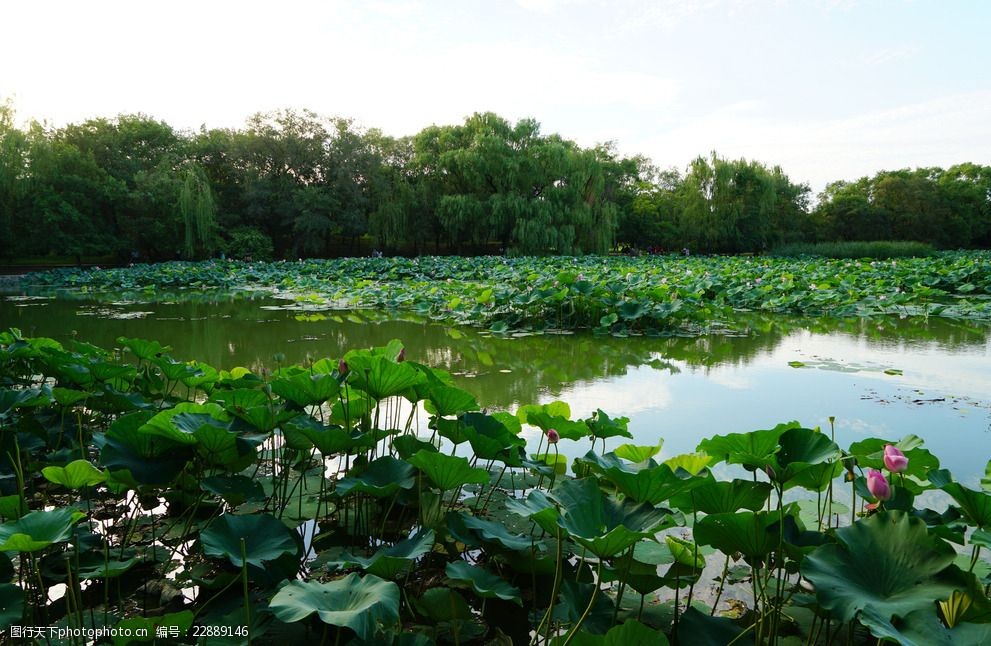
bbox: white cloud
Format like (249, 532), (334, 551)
(643, 89), (991, 190)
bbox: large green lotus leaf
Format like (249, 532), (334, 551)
(99, 412), (192, 485)
(613, 465), (703, 506)
(346, 354), (425, 401)
(663, 452), (713, 475)
(140, 403), (228, 445)
(929, 469), (991, 527)
(408, 450), (489, 491)
(447, 512), (533, 551)
(41, 459), (106, 489)
(336, 456), (416, 497)
(433, 417), (469, 445)
(577, 451), (703, 505)
(200, 474), (267, 505)
(426, 385), (479, 417)
(614, 441), (663, 463)
(694, 510), (786, 563)
(51, 387), (92, 407)
(268, 574), (400, 640)
(601, 551), (668, 596)
(586, 409), (632, 441)
(773, 427), (841, 483)
(0, 495), (26, 521)
(180, 361), (218, 389)
(153, 356), (205, 382)
(785, 461), (844, 492)
(413, 587), (473, 623)
(491, 411), (522, 435)
(283, 415), (386, 455)
(182, 414), (261, 470)
(516, 401), (571, 424)
(210, 388), (285, 431)
(460, 412), (526, 464)
(857, 605), (991, 646)
(548, 478), (672, 558)
(331, 530), (435, 579)
(405, 360), (455, 402)
(848, 436), (940, 480)
(677, 607), (753, 646)
(328, 392), (374, 427)
(0, 386), (53, 412)
(553, 579), (616, 636)
(271, 371), (339, 407)
(983, 458), (991, 492)
(0, 582), (24, 626)
(576, 450), (644, 474)
(73, 551), (139, 580)
(89, 361), (137, 383)
(445, 561), (522, 604)
(801, 511), (967, 624)
(696, 422), (797, 468)
(393, 435), (439, 460)
(505, 490), (560, 535)
(200, 514), (300, 569)
(117, 336), (171, 361)
(671, 478), (772, 514)
(0, 508), (85, 552)
(526, 411), (589, 441)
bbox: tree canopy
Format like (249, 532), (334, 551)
(1, 102), (988, 261)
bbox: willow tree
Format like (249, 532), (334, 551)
(0, 99), (25, 257)
(679, 153), (780, 253)
(179, 164), (216, 258)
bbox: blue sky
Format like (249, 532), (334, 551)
(2, 0), (988, 190)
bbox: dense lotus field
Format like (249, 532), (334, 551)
(2, 330), (991, 644)
(24, 251), (991, 335)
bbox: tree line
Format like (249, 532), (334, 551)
(1, 101), (989, 261)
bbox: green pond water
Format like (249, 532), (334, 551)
(2, 290), (990, 486)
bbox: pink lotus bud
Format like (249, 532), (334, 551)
(546, 429), (560, 444)
(866, 469), (891, 501)
(883, 445), (908, 473)
(396, 348), (406, 362)
(338, 359), (348, 376)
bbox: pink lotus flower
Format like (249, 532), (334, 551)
(866, 469), (891, 501)
(546, 429), (560, 444)
(338, 359), (349, 376)
(883, 445), (909, 473)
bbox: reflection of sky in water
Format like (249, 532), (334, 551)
(549, 330), (991, 486)
(3, 291), (990, 484)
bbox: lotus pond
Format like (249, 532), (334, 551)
(0, 255), (990, 645)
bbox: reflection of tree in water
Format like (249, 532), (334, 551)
(2, 292), (988, 409)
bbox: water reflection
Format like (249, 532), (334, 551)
(2, 291), (990, 481)
(2, 293), (987, 405)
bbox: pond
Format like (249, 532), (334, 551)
(4, 290), (989, 485)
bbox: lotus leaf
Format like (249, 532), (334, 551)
(445, 560), (522, 604)
(801, 511), (967, 624)
(268, 573), (400, 640)
(447, 512), (533, 551)
(0, 508), (85, 552)
(41, 459), (106, 489)
(200, 513), (300, 570)
(694, 510), (788, 563)
(336, 456), (417, 497)
(408, 450), (489, 491)
(929, 469), (991, 528)
(548, 477), (673, 558)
